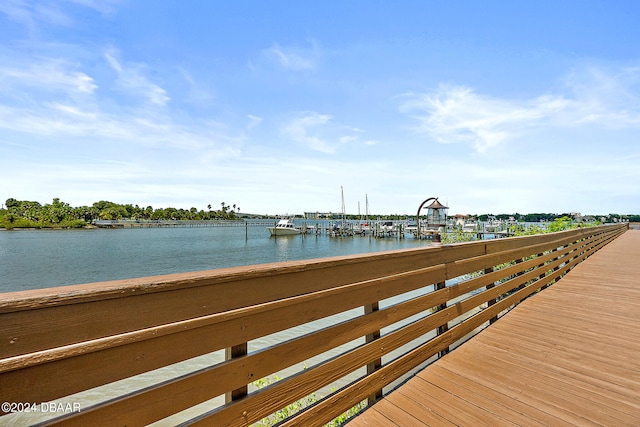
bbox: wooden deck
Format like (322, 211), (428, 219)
(348, 229), (640, 426)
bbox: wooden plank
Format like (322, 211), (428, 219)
(435, 348), (606, 426)
(344, 406), (397, 427)
(469, 337), (640, 418)
(422, 364), (565, 426)
(408, 378), (522, 426)
(367, 398), (429, 426)
(374, 391), (456, 426)
(455, 341), (636, 426)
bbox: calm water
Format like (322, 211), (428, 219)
(0, 221), (432, 293)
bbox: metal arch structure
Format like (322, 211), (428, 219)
(416, 197), (437, 239)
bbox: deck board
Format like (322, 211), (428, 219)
(348, 229), (640, 426)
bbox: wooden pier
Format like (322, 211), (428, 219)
(349, 227), (640, 426)
(0, 223), (635, 426)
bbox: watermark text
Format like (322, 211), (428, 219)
(2, 401), (81, 414)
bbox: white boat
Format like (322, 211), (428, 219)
(462, 221), (477, 232)
(378, 221), (395, 232)
(267, 218), (302, 236)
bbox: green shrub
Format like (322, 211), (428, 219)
(250, 373), (366, 426)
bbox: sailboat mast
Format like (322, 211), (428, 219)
(340, 186), (345, 223)
(365, 194), (369, 222)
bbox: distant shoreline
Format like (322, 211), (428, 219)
(0, 225), (98, 231)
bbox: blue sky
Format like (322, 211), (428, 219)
(1, 1), (639, 216)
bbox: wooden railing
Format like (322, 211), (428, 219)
(0, 224), (627, 426)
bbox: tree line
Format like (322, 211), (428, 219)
(475, 212), (640, 223)
(2, 197), (638, 230)
(0, 198), (243, 229)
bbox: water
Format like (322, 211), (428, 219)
(0, 221), (432, 293)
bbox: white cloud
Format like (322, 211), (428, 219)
(104, 49), (170, 106)
(400, 65), (640, 153)
(282, 112), (335, 153)
(67, 0), (120, 15)
(562, 65), (640, 127)
(50, 102), (97, 119)
(261, 42), (318, 71)
(0, 98), (244, 155)
(0, 0), (119, 35)
(0, 59), (97, 94)
(281, 112), (376, 154)
(0, 0), (52, 35)
(247, 114), (263, 129)
(400, 85), (568, 153)
(178, 67), (215, 105)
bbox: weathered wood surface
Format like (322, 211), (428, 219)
(347, 229), (640, 426)
(0, 224), (628, 426)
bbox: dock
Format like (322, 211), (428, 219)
(348, 227), (640, 426)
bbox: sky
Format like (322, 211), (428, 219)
(1, 1), (639, 216)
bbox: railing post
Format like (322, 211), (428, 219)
(484, 267), (498, 324)
(515, 258), (526, 290)
(435, 282), (449, 357)
(225, 343), (248, 404)
(536, 252), (546, 286)
(364, 302), (382, 405)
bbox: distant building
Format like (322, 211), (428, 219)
(450, 214), (470, 228)
(304, 212), (334, 220)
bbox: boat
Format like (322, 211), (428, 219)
(378, 221), (395, 232)
(462, 221), (477, 232)
(483, 215), (500, 233)
(267, 218), (302, 236)
(404, 219), (418, 233)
